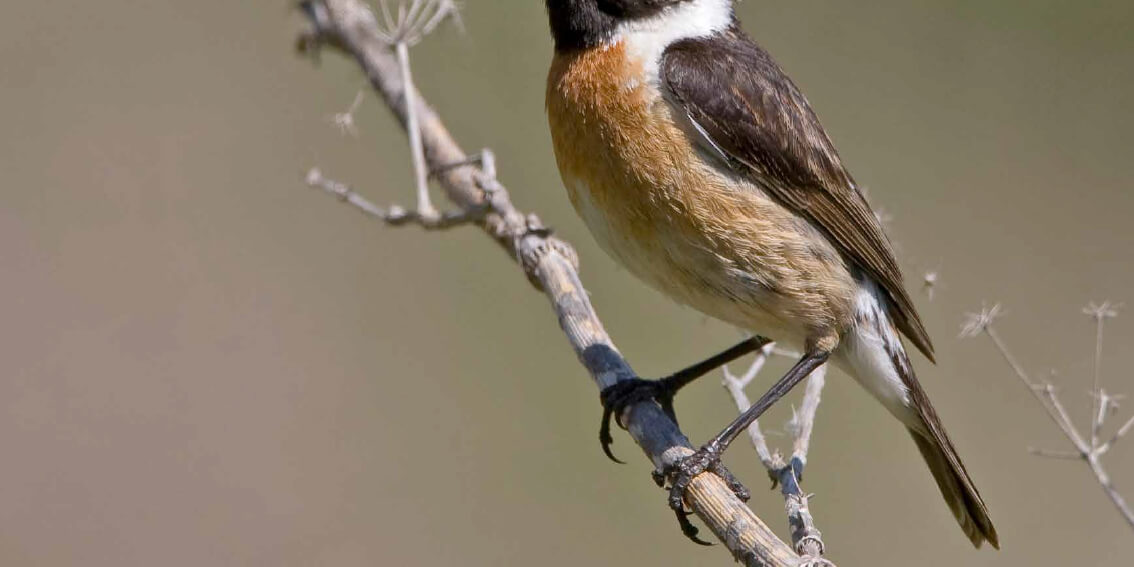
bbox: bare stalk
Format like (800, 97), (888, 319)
(1090, 305), (1106, 447)
(305, 167), (479, 228)
(395, 41), (437, 222)
(1088, 455), (1134, 527)
(1099, 414), (1134, 455)
(961, 303), (1134, 530)
(723, 347), (833, 564)
(722, 343), (778, 470)
(791, 365), (827, 467)
(330, 89), (366, 136)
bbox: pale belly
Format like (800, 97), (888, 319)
(562, 170), (813, 347)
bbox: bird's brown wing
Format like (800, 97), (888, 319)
(661, 30), (935, 361)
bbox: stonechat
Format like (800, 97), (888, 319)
(543, 0), (998, 548)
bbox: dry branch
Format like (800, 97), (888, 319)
(294, 0), (813, 564)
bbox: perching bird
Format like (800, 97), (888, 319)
(543, 0), (998, 549)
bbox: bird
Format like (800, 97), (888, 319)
(542, 0), (998, 549)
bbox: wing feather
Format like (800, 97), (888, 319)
(661, 29), (935, 361)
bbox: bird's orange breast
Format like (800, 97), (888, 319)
(545, 43), (712, 282)
(545, 43), (672, 246)
(545, 42), (856, 345)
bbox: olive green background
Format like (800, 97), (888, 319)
(2, 1), (1133, 565)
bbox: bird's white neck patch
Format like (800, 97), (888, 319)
(613, 0), (734, 83)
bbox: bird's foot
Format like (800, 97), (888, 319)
(650, 442), (751, 545)
(599, 378), (681, 463)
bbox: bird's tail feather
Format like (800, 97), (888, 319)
(902, 370), (1000, 549)
(840, 283), (998, 548)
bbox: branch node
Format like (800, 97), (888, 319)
(517, 231), (578, 292)
(1083, 300), (1122, 321)
(959, 302), (1003, 338)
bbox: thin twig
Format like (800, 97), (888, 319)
(1084, 301), (1121, 449)
(722, 343), (778, 470)
(371, 1), (464, 223)
(1027, 447), (1082, 460)
(305, 167), (481, 228)
(790, 365), (827, 467)
(330, 89), (366, 136)
(1090, 304), (1106, 447)
(1099, 414), (1134, 455)
(962, 303), (1134, 530)
(962, 306), (1090, 450)
(1088, 455), (1134, 527)
(722, 347), (832, 563)
(395, 41), (437, 222)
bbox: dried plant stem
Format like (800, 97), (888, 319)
(963, 304), (1134, 529)
(395, 41), (437, 222)
(1100, 415), (1134, 455)
(723, 347), (832, 564)
(1091, 310), (1105, 447)
(305, 167), (478, 228)
(984, 327), (1089, 449)
(296, 1), (813, 564)
(1087, 454), (1134, 528)
(791, 366), (827, 467)
(722, 343), (778, 469)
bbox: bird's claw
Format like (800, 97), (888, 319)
(598, 378), (678, 463)
(652, 443), (750, 545)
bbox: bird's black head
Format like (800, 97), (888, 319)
(545, 0), (687, 51)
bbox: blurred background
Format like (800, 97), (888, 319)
(2, 1), (1133, 565)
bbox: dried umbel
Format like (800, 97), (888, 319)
(372, 0), (462, 46)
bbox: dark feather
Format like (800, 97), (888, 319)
(897, 350), (999, 548)
(661, 28), (935, 362)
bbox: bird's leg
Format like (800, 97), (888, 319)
(599, 335), (772, 464)
(657, 349), (830, 544)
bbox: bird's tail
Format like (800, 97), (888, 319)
(902, 364), (1000, 549)
(838, 287), (999, 549)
